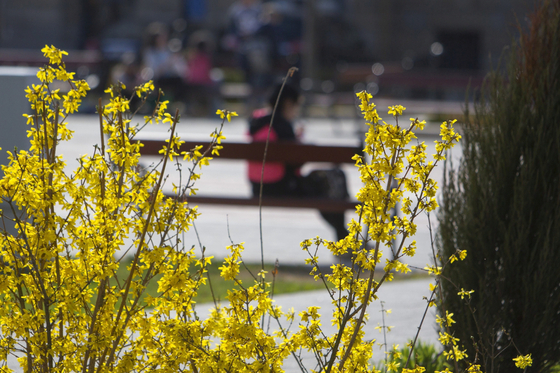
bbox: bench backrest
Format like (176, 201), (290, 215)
(138, 139), (361, 211)
(140, 140), (361, 164)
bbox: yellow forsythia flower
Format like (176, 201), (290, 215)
(216, 109), (238, 122)
(388, 105), (406, 116)
(41, 44), (68, 64)
(513, 354), (532, 369)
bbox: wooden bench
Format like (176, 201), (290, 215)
(139, 139), (361, 212)
(0, 48), (102, 67)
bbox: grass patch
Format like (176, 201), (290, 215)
(198, 262), (324, 304)
(112, 257), (429, 307)
(112, 258), (325, 307)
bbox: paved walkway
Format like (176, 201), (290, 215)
(60, 114), (460, 269)
(193, 277), (439, 370)
(5, 112), (458, 371)
(78, 114), (445, 368)
(5, 278), (438, 372)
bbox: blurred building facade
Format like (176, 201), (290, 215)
(352, 0), (531, 71)
(1, 0), (531, 69)
(0, 0), (533, 103)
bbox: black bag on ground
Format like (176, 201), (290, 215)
(302, 168), (349, 199)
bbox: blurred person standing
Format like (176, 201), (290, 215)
(184, 33), (219, 116)
(257, 2), (302, 82)
(186, 41), (213, 86)
(142, 23), (186, 103)
(224, 0), (272, 107)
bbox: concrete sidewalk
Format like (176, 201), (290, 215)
(193, 277), (439, 370)
(274, 277), (439, 369)
(4, 113), (451, 371)
(58, 114), (461, 269)
(5, 278), (438, 372)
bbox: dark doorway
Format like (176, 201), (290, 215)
(437, 31), (481, 70)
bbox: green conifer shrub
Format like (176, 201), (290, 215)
(437, 1), (560, 372)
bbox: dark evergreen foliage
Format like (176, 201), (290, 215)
(437, 1), (560, 372)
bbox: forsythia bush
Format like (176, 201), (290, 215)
(0, 46), (526, 373)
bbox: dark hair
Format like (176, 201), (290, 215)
(196, 40), (207, 52)
(268, 83), (300, 112)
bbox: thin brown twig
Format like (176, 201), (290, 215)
(405, 212), (439, 368)
(98, 109), (180, 371)
(257, 67), (298, 271)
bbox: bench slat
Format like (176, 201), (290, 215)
(141, 139), (361, 211)
(140, 140), (361, 164)
(169, 194), (359, 212)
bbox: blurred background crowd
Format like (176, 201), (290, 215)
(0, 0), (533, 117)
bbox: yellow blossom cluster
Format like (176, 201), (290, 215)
(0, 47), (533, 373)
(294, 91), (464, 372)
(0, 46), (222, 373)
(513, 354), (533, 369)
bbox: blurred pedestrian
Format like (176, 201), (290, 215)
(184, 37), (218, 116)
(142, 23), (186, 102)
(224, 0), (273, 107)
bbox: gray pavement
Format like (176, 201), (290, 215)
(271, 277), (439, 368)
(4, 111), (461, 371)
(60, 114), (460, 269)
(190, 277), (439, 371)
(68, 113), (452, 366)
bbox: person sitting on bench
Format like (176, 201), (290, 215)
(247, 82), (349, 241)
